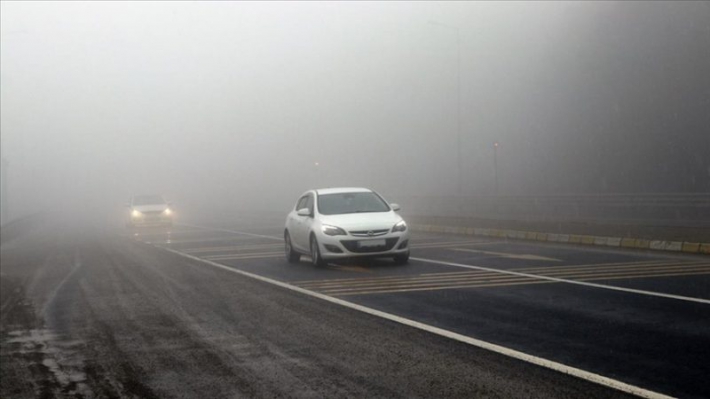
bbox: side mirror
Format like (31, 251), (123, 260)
(390, 203), (401, 212)
(297, 208), (311, 217)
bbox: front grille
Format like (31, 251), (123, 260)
(142, 210), (164, 215)
(340, 238), (399, 253)
(349, 229), (389, 237)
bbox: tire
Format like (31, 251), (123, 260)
(285, 231), (301, 263)
(310, 235), (327, 267)
(393, 251), (410, 265)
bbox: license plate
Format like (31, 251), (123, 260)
(358, 239), (386, 248)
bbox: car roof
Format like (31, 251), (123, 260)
(314, 187), (372, 195)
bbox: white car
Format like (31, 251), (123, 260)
(284, 187), (410, 266)
(126, 194), (174, 227)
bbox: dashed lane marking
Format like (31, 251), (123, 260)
(158, 246), (673, 399)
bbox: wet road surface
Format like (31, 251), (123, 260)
(2, 215), (708, 398)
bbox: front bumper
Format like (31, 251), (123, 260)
(129, 214), (173, 226)
(317, 231), (410, 260)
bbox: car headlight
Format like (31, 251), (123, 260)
(163, 208), (172, 216)
(322, 224), (347, 236)
(392, 220), (407, 233)
(131, 210), (142, 217)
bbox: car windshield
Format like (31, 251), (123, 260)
(317, 192), (390, 215)
(133, 195), (165, 206)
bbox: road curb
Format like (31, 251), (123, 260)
(411, 224), (710, 255)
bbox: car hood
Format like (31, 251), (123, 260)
(133, 204), (168, 212)
(319, 212), (403, 231)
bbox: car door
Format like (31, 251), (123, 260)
(290, 195), (310, 251)
(302, 194), (316, 245)
(295, 194), (316, 250)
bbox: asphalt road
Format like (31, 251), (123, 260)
(1, 214), (708, 398)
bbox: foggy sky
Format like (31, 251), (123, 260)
(2, 1), (709, 220)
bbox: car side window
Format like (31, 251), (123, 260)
(296, 196), (307, 211)
(305, 194), (314, 216)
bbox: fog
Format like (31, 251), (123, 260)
(2, 1), (709, 223)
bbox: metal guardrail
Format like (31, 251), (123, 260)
(395, 193), (710, 227)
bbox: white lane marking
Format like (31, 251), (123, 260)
(451, 248), (562, 261)
(412, 257), (710, 305)
(159, 246), (671, 399)
(178, 223), (282, 241)
(146, 236), (262, 245)
(204, 252), (283, 261)
(125, 229), (206, 238)
(182, 243), (283, 253)
(412, 240), (503, 249)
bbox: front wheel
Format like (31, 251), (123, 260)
(393, 251), (410, 265)
(310, 236), (327, 267)
(285, 231), (301, 263)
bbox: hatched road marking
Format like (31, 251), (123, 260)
(327, 265), (373, 273)
(413, 257), (710, 304)
(291, 260), (710, 296)
(182, 243), (283, 254)
(451, 247), (562, 261)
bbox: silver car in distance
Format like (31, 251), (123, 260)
(284, 187), (410, 266)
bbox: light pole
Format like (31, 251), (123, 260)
(429, 20), (462, 195)
(493, 142), (499, 195)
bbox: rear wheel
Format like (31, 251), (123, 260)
(310, 235), (327, 267)
(285, 231), (300, 263)
(393, 251), (410, 265)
